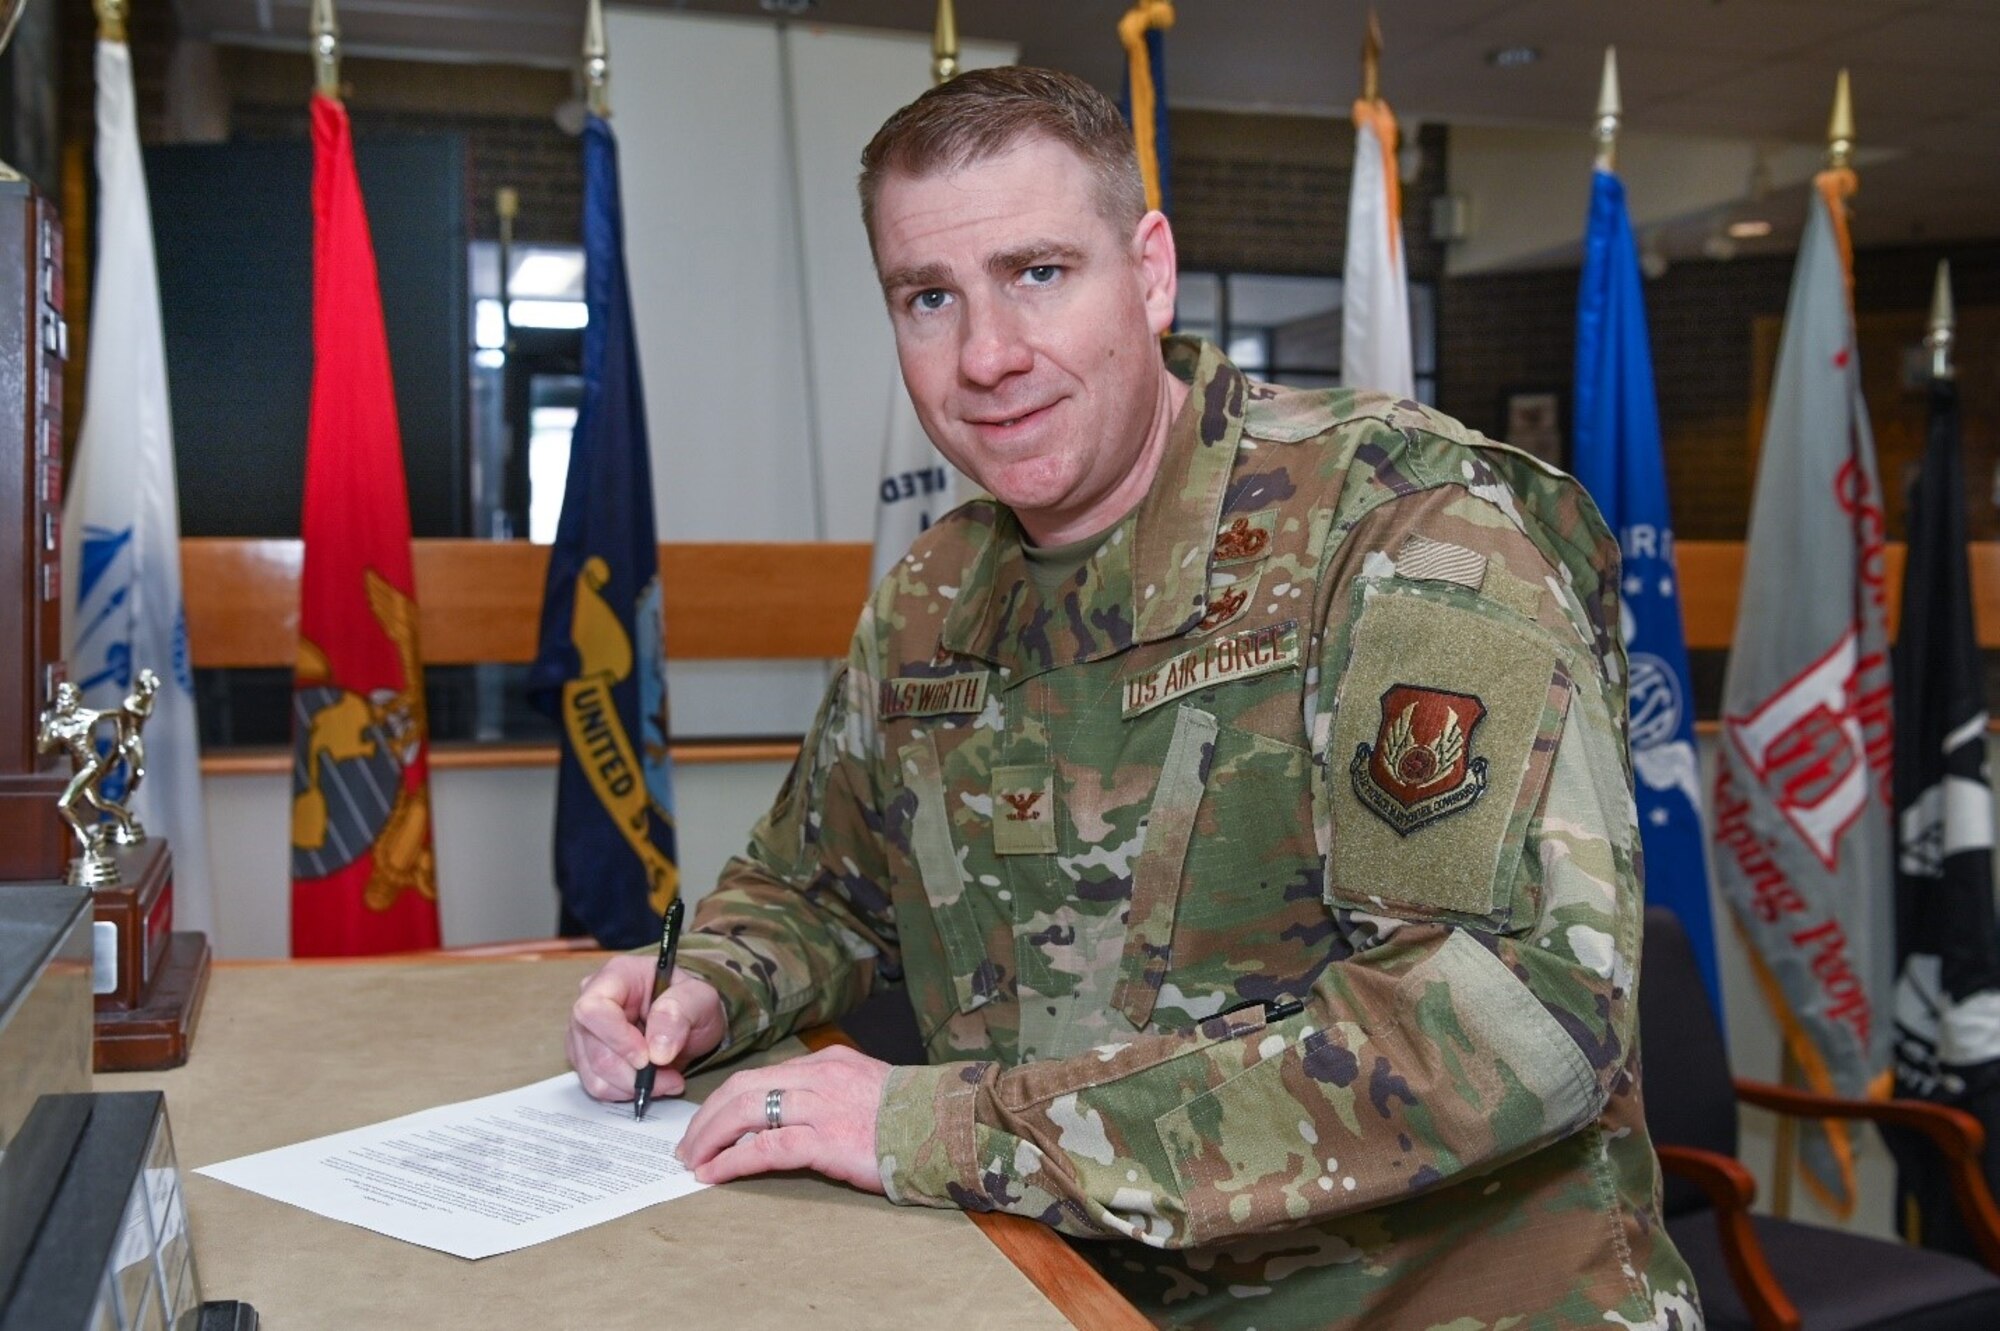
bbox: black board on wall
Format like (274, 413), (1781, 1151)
(145, 135), (468, 538)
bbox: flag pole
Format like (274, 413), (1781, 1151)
(1926, 260), (1954, 382)
(311, 0), (341, 100)
(932, 0), (958, 86)
(584, 0), (610, 118)
(94, 0), (127, 43)
(1772, 64), (1867, 1223)
(1593, 47), (1620, 173)
(1827, 68), (1854, 172)
(1361, 8), (1381, 105)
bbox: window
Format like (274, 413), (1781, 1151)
(1176, 271), (1437, 403)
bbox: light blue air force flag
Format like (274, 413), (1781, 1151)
(61, 35), (214, 936)
(1573, 168), (1722, 1016)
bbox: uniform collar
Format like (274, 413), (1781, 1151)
(940, 337), (1244, 682)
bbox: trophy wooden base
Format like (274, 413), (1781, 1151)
(94, 932), (210, 1073)
(90, 840), (212, 1072)
(93, 839), (174, 1011)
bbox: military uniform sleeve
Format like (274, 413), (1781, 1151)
(670, 644), (902, 1064)
(875, 481), (1641, 1250)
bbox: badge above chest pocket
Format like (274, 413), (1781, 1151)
(1327, 581), (1573, 931)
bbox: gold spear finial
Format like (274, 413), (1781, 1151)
(311, 0), (340, 99)
(1362, 8), (1383, 104)
(1827, 67), (1854, 170)
(94, 0), (129, 44)
(584, 0), (610, 118)
(1594, 46), (1621, 172)
(1926, 259), (1955, 381)
(933, 0), (959, 85)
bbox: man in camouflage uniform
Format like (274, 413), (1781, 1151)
(566, 67), (1700, 1329)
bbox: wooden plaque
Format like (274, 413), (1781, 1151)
(0, 176), (68, 884)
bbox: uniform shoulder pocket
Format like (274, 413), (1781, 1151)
(1325, 580), (1574, 930)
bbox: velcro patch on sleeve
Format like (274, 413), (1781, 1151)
(1122, 621), (1299, 718)
(1329, 587), (1564, 924)
(881, 673), (990, 720)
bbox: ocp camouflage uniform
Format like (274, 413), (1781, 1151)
(674, 338), (1701, 1330)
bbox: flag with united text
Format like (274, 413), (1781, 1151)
(871, 381), (956, 587)
(527, 113), (679, 950)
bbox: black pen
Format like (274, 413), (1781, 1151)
(633, 896), (685, 1121)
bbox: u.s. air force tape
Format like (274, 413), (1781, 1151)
(1122, 621), (1300, 718)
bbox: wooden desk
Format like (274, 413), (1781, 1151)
(102, 957), (1145, 1330)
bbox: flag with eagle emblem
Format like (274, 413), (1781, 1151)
(288, 92), (440, 956)
(527, 111), (679, 950)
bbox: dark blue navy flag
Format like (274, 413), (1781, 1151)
(1573, 168), (1723, 1016)
(528, 114), (679, 949)
(1117, 8), (1171, 217)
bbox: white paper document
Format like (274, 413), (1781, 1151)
(198, 1074), (709, 1259)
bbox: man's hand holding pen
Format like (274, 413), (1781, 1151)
(565, 953), (727, 1105)
(566, 910), (891, 1195)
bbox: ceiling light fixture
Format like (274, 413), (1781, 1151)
(1726, 218), (1773, 239)
(1486, 46), (1541, 69)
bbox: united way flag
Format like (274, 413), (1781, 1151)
(1571, 167), (1720, 1015)
(528, 113), (679, 950)
(1713, 169), (1893, 1216)
(62, 34), (215, 935)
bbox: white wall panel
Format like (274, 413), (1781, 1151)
(200, 759), (791, 960)
(606, 9), (810, 545)
(782, 25), (1015, 543)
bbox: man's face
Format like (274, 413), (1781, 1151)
(873, 137), (1178, 539)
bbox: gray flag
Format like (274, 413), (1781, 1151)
(1713, 179), (1893, 1215)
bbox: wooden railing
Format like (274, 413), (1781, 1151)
(182, 538), (2000, 772)
(183, 539), (872, 667)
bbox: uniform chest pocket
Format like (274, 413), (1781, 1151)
(898, 737), (1003, 1017)
(1110, 707), (1322, 1032)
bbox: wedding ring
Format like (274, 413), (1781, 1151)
(765, 1088), (784, 1131)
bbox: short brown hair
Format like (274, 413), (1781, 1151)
(858, 67), (1146, 248)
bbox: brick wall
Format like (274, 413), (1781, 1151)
(1169, 108), (1448, 282)
(222, 49), (581, 245)
(51, 8), (2000, 543)
(1439, 244), (2000, 539)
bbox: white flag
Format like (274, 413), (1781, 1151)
(870, 374), (956, 586)
(1712, 172), (1892, 1215)
(1341, 99), (1414, 399)
(61, 39), (215, 936)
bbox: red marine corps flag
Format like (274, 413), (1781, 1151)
(287, 23), (439, 957)
(1713, 73), (1891, 1215)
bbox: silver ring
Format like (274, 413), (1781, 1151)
(765, 1088), (784, 1131)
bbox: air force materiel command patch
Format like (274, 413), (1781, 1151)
(1351, 684), (1489, 835)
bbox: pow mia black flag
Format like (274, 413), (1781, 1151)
(1888, 286), (2000, 1255)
